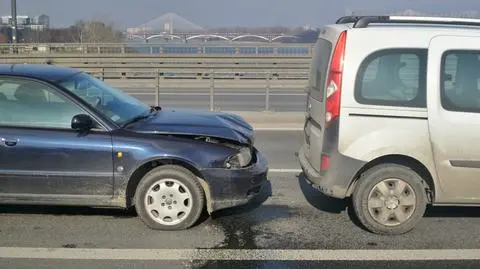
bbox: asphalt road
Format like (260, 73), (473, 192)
(120, 88), (307, 112)
(1, 131), (480, 268)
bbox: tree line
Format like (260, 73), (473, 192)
(0, 20), (319, 43)
(0, 20), (122, 43)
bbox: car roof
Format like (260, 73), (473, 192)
(0, 64), (81, 82)
(330, 15), (480, 34)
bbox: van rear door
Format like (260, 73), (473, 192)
(303, 27), (345, 172)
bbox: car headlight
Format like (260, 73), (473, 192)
(225, 147), (252, 168)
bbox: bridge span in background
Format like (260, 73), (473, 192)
(125, 32), (299, 43)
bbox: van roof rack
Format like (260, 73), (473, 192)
(336, 15), (480, 28)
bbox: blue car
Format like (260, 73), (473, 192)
(0, 64), (269, 230)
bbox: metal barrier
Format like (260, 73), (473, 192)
(0, 43), (314, 56)
(103, 71), (309, 112)
(0, 54), (312, 81)
(0, 43), (312, 111)
(91, 69), (309, 81)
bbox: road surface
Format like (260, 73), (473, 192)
(1, 131), (480, 268)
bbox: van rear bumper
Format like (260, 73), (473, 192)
(298, 144), (365, 199)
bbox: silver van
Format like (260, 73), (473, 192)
(298, 15), (480, 235)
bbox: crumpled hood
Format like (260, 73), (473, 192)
(125, 108), (254, 144)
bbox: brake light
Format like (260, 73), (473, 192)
(325, 31), (347, 127)
(320, 154), (330, 171)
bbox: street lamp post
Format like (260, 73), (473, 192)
(11, 0), (17, 44)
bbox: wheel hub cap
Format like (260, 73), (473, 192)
(367, 178), (417, 227)
(144, 178), (193, 226)
(385, 196), (400, 210)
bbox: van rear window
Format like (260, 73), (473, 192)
(309, 38), (332, 101)
(354, 49), (427, 108)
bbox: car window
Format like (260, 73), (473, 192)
(309, 38), (332, 101)
(0, 77), (85, 129)
(57, 72), (150, 125)
(355, 49), (427, 108)
(441, 51), (480, 113)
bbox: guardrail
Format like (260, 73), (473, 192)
(91, 69), (309, 81)
(0, 43), (312, 111)
(103, 71), (308, 112)
(1, 53), (313, 80)
(0, 43), (314, 56)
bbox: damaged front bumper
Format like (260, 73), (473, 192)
(200, 150), (269, 212)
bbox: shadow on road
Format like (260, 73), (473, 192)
(195, 180), (285, 250)
(296, 172), (367, 231)
(0, 204), (136, 218)
(297, 172), (348, 214)
(296, 172), (480, 234)
(0, 181), (274, 222)
(424, 205), (480, 218)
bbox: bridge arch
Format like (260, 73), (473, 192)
(271, 35), (298, 41)
(186, 34), (230, 41)
(146, 34), (183, 41)
(231, 35), (269, 41)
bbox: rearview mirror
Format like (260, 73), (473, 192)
(71, 114), (94, 131)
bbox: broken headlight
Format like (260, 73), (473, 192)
(225, 147), (252, 169)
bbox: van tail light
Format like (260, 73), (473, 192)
(320, 154), (330, 171)
(325, 31), (347, 127)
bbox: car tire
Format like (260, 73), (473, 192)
(352, 163), (428, 235)
(134, 165), (205, 230)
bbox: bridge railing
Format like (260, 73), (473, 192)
(0, 43), (314, 56)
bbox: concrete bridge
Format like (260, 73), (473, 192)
(125, 32), (299, 43)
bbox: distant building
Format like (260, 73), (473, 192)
(33, 14), (50, 28)
(0, 33), (7, 43)
(0, 14), (50, 30)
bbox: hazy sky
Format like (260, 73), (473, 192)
(1, 0), (479, 28)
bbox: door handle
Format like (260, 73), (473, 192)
(1, 138), (19, 147)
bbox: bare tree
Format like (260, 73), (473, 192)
(72, 19), (122, 43)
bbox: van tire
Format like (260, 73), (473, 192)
(134, 165), (205, 230)
(352, 163), (427, 235)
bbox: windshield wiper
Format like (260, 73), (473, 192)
(122, 106), (161, 128)
(121, 114), (150, 128)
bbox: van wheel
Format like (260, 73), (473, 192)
(134, 165), (205, 230)
(352, 164), (427, 235)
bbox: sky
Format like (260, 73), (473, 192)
(0, 0), (479, 29)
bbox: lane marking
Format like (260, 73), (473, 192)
(0, 247), (479, 261)
(269, 169), (302, 173)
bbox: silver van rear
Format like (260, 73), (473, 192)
(299, 15), (480, 235)
(300, 24), (365, 198)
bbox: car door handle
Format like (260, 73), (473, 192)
(1, 138), (19, 147)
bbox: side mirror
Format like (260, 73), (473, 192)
(71, 114), (94, 131)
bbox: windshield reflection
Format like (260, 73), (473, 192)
(57, 72), (150, 126)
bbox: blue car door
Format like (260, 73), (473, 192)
(0, 76), (114, 198)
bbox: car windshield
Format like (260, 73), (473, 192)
(57, 72), (150, 126)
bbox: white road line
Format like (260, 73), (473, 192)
(269, 169), (302, 173)
(0, 247), (479, 261)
